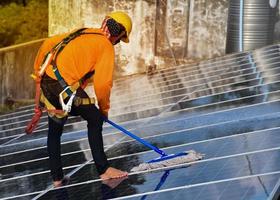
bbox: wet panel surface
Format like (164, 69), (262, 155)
(126, 174), (280, 200)
(40, 150), (280, 200)
(1, 44), (280, 200)
(1, 114), (279, 179)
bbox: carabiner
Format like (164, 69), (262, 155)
(59, 87), (76, 113)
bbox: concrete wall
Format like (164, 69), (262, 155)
(48, 0), (229, 75)
(1, 0), (280, 103)
(49, 0), (156, 77)
(0, 40), (43, 104)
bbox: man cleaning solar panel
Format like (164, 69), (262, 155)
(25, 11), (132, 187)
(25, 9), (203, 188)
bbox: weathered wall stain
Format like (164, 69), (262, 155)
(49, 0), (229, 75)
(0, 40), (43, 104)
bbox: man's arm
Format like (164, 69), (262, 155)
(93, 43), (115, 117)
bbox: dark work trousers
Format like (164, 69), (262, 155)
(41, 74), (109, 181)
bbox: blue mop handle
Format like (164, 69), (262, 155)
(105, 118), (167, 157)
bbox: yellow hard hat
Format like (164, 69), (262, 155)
(107, 11), (132, 43)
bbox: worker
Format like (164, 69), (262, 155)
(33, 11), (132, 187)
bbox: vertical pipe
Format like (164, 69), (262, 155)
(239, 0), (244, 52)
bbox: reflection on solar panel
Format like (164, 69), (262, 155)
(1, 44), (280, 200)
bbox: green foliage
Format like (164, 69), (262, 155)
(0, 0), (48, 48)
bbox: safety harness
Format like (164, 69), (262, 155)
(25, 28), (103, 134)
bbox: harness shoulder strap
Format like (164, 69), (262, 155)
(50, 29), (103, 94)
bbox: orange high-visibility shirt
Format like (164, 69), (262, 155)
(34, 28), (115, 117)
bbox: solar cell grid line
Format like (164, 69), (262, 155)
(31, 133), (129, 200)
(0, 104), (34, 118)
(0, 116), (84, 141)
(112, 67), (280, 108)
(1, 125), (279, 184)
(1, 111), (278, 179)
(0, 120), (135, 151)
(111, 94), (278, 136)
(32, 147), (280, 199)
(0, 56), (258, 125)
(32, 81), (206, 200)
(112, 81), (280, 116)
(114, 49), (279, 90)
(112, 61), (255, 97)
(0, 49), (252, 121)
(112, 172), (280, 200)
(0, 122), (49, 146)
(0, 54), (278, 128)
(113, 50), (278, 91)
(2, 94), (280, 162)
(212, 150), (273, 200)
(0, 109), (32, 121)
(0, 50), (252, 121)
(4, 80), (278, 140)
(112, 44), (278, 85)
(1, 126), (278, 198)
(0, 122), (127, 153)
(112, 52), (249, 86)
(110, 89), (280, 123)
(0, 136), (276, 192)
(113, 48), (278, 91)
(1, 81), (276, 144)
(15, 104), (34, 110)
(1, 109), (278, 176)
(3, 172), (279, 200)
(111, 72), (280, 113)
(113, 61), (280, 101)
(193, 138), (276, 200)
(112, 67), (280, 110)
(2, 94), (280, 155)
(1, 116), (278, 182)
(186, 133), (241, 197)
(30, 82), (262, 198)
(111, 68), (257, 110)
(0, 101), (278, 154)
(111, 58), (255, 94)
(0, 113), (81, 132)
(2, 72), (276, 147)
(119, 147), (280, 198)
(9, 138), (278, 198)
(0, 137), (18, 146)
(268, 177), (280, 200)
(111, 76), (280, 113)
(0, 103), (82, 126)
(0, 64), (256, 131)
(1, 46), (278, 198)
(0, 45), (276, 122)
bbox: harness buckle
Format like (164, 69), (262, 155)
(59, 87), (76, 113)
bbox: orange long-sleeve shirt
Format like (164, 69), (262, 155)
(34, 28), (115, 117)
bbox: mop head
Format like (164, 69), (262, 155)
(130, 150), (204, 172)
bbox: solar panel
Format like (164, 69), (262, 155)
(1, 44), (280, 199)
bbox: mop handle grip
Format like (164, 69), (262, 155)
(105, 118), (167, 157)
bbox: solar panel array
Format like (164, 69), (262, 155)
(1, 44), (280, 200)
